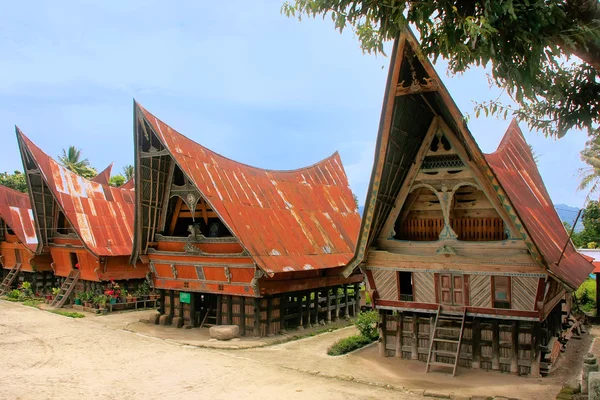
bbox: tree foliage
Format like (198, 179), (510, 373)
(281, 0), (600, 138)
(109, 175), (126, 187)
(570, 200), (600, 248)
(579, 135), (600, 197)
(0, 170), (28, 193)
(58, 146), (97, 179)
(122, 164), (134, 181)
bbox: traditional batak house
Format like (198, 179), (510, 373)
(132, 102), (363, 336)
(16, 128), (148, 307)
(341, 30), (594, 376)
(0, 184), (54, 295)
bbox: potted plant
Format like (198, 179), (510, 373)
(51, 287), (61, 301)
(74, 292), (82, 306)
(94, 294), (108, 310)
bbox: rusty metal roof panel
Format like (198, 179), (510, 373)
(17, 130), (135, 257)
(137, 103), (361, 275)
(485, 120), (594, 289)
(0, 185), (38, 252)
(91, 163), (113, 185)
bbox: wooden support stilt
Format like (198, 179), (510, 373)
(379, 311), (387, 357)
(253, 298), (261, 337)
(169, 291), (175, 320)
(299, 294), (304, 327)
(216, 295), (222, 325)
(279, 295), (285, 331)
(531, 322), (541, 377)
(266, 297), (273, 336)
(411, 313), (419, 360)
(472, 318), (481, 369)
(240, 296), (246, 336)
(334, 287), (340, 321)
(354, 283), (360, 316)
(511, 320), (519, 373)
(491, 320), (500, 370)
(326, 289), (332, 323)
(344, 285), (349, 317)
(395, 312), (403, 357)
(305, 292), (311, 327)
(227, 295), (233, 325)
(312, 291), (319, 325)
(159, 289), (165, 314)
(189, 292), (196, 327)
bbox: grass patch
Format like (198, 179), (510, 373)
(49, 310), (85, 318)
(1, 297), (21, 302)
(327, 334), (375, 356)
(576, 278), (596, 314)
(23, 299), (43, 308)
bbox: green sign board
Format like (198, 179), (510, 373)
(180, 292), (191, 304)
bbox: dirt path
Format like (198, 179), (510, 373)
(0, 301), (413, 400)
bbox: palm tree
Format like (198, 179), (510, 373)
(58, 146), (97, 179)
(122, 164), (134, 181)
(579, 137), (600, 198)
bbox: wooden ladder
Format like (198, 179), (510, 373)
(0, 263), (22, 296)
(425, 305), (467, 377)
(50, 270), (80, 308)
(200, 308), (218, 328)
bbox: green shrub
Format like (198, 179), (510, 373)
(576, 278), (596, 313)
(23, 299), (43, 308)
(355, 310), (379, 340)
(328, 335), (373, 356)
(7, 289), (21, 300)
(49, 310), (85, 318)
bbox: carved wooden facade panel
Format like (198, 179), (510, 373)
(512, 276), (538, 311)
(372, 269), (398, 301)
(469, 275), (492, 308)
(413, 272), (435, 303)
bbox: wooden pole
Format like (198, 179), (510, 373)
(253, 298), (261, 337)
(379, 311), (387, 357)
(354, 283), (360, 316)
(240, 296), (246, 336)
(312, 290), (319, 325)
(531, 322), (541, 377)
(227, 295), (233, 325)
(216, 295), (222, 325)
(279, 294), (285, 331)
(334, 287), (340, 321)
(491, 320), (500, 370)
(344, 285), (349, 317)
(189, 292), (196, 327)
(169, 291), (175, 321)
(159, 289), (165, 314)
(266, 297), (273, 336)
(596, 273), (600, 318)
(395, 312), (403, 358)
(326, 289), (332, 323)
(305, 292), (311, 327)
(511, 320), (519, 374)
(411, 313), (419, 360)
(299, 294), (304, 327)
(472, 318), (481, 369)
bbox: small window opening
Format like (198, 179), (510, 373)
(493, 276), (510, 309)
(70, 252), (79, 270)
(398, 271), (414, 302)
(14, 249), (22, 264)
(57, 211), (74, 235)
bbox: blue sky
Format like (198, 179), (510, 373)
(0, 1), (590, 210)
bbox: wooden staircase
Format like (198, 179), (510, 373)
(50, 270), (80, 308)
(425, 305), (467, 377)
(199, 307), (218, 328)
(0, 263), (22, 296)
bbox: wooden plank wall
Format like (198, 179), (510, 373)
(469, 275), (492, 308)
(380, 309), (557, 376)
(413, 272), (435, 303)
(399, 218), (506, 241)
(372, 270), (398, 301)
(512, 276), (537, 311)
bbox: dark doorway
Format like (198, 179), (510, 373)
(69, 253), (78, 269)
(398, 271), (414, 301)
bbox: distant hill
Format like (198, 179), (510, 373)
(356, 204), (584, 232)
(555, 204), (584, 232)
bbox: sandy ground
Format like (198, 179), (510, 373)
(2, 300), (592, 400)
(0, 300), (414, 400)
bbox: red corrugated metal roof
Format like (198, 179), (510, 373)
(0, 185), (38, 252)
(486, 120), (594, 289)
(137, 103), (361, 276)
(91, 163), (113, 185)
(17, 129), (135, 257)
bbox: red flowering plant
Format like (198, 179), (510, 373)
(104, 281), (122, 299)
